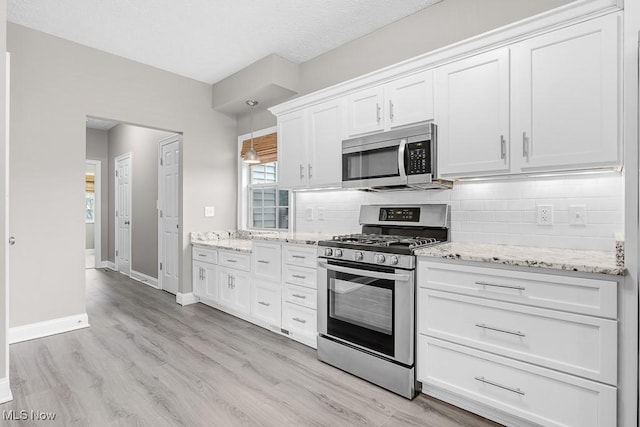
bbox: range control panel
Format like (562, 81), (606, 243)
(379, 207), (421, 222)
(406, 141), (431, 175)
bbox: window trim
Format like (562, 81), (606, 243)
(237, 126), (293, 231)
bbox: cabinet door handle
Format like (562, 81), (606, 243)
(299, 164), (304, 179)
(198, 268), (202, 280)
(308, 163), (312, 178)
(293, 317), (307, 324)
(258, 260), (269, 264)
(389, 100), (394, 121)
(522, 131), (529, 159)
(202, 269), (206, 279)
(376, 103), (381, 123)
(258, 301), (270, 307)
(292, 294), (306, 299)
(231, 276), (235, 289)
(292, 274), (306, 279)
(475, 280), (525, 291)
(474, 376), (525, 396)
(475, 323), (525, 337)
(500, 135), (506, 160)
(198, 253), (207, 257)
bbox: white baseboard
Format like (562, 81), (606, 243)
(85, 248), (95, 255)
(9, 313), (90, 344)
(98, 260), (110, 269)
(176, 292), (199, 306)
(104, 261), (116, 270)
(0, 377), (12, 404)
(130, 270), (159, 289)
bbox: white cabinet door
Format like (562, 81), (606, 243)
(512, 13), (620, 171)
(277, 110), (308, 189)
(218, 267), (251, 315)
(436, 48), (510, 177)
(386, 70), (434, 129)
(307, 99), (344, 188)
(252, 279), (282, 328)
(193, 261), (218, 303)
(346, 86), (385, 136)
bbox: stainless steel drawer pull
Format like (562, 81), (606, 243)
(292, 294), (306, 299)
(474, 376), (525, 396)
(292, 274), (306, 279)
(198, 254), (207, 257)
(500, 135), (506, 160)
(475, 323), (525, 337)
(293, 317), (307, 324)
(258, 301), (270, 307)
(226, 259), (237, 263)
(258, 260), (270, 264)
(292, 255), (306, 259)
(522, 131), (529, 159)
(475, 281), (525, 291)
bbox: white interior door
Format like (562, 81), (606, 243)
(115, 153), (132, 276)
(158, 137), (180, 295)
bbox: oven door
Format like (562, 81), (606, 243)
(317, 258), (414, 366)
(342, 138), (407, 188)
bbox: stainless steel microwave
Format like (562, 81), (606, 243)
(342, 123), (451, 191)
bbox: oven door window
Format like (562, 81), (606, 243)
(342, 146), (400, 181)
(327, 267), (394, 357)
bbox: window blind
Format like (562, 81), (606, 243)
(240, 132), (277, 164)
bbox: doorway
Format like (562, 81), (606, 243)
(85, 160), (101, 269)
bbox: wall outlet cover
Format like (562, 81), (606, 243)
(317, 207), (325, 221)
(537, 205), (553, 225)
(305, 208), (313, 221)
(204, 206), (215, 217)
(569, 204), (587, 226)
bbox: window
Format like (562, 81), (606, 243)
(249, 162), (289, 230)
(85, 172), (95, 223)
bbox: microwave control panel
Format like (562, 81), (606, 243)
(406, 141), (431, 175)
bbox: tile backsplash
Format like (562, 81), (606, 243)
(294, 173), (624, 251)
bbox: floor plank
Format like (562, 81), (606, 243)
(0, 268), (501, 426)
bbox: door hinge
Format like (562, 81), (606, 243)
(160, 158), (163, 166)
(160, 262), (163, 270)
(116, 250), (119, 256)
(116, 210), (118, 217)
(159, 210), (163, 218)
(115, 170), (119, 177)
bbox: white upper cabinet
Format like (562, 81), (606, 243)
(346, 71), (434, 137)
(511, 13), (620, 172)
(277, 110), (307, 189)
(278, 99), (344, 190)
(435, 48), (511, 177)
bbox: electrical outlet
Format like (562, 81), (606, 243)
(305, 208), (313, 221)
(569, 204), (587, 225)
(317, 207), (325, 221)
(204, 206), (215, 217)
(537, 205), (553, 225)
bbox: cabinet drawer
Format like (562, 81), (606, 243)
(283, 244), (317, 268)
(283, 283), (317, 309)
(418, 261), (617, 318)
(419, 289), (617, 385)
(192, 246), (218, 264)
(252, 242), (282, 282)
(418, 336), (616, 427)
(283, 264), (316, 289)
(252, 280), (281, 328)
(219, 250), (251, 272)
(282, 303), (317, 342)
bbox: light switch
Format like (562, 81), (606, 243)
(317, 207), (325, 221)
(569, 205), (587, 225)
(305, 208), (313, 221)
(204, 206), (215, 217)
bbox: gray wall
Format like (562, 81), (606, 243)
(236, 0), (573, 135)
(86, 128), (108, 259)
(107, 123), (174, 278)
(8, 23), (237, 328)
(0, 0), (7, 385)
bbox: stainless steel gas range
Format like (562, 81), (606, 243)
(316, 204), (450, 399)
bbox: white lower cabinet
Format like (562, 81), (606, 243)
(252, 279), (282, 329)
(417, 260), (619, 427)
(192, 248), (219, 304)
(218, 266), (251, 316)
(282, 302), (317, 347)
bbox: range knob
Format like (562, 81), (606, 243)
(334, 249), (343, 258)
(389, 255), (399, 265)
(324, 248), (333, 257)
(354, 251), (364, 261)
(374, 254), (386, 264)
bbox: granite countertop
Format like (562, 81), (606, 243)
(415, 242), (625, 276)
(190, 230), (333, 253)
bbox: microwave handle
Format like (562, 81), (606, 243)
(398, 138), (407, 179)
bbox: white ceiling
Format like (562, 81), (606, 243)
(86, 117), (118, 131)
(8, 0), (442, 85)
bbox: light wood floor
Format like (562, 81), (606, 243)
(0, 268), (501, 426)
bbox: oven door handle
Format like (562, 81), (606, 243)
(318, 260), (410, 281)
